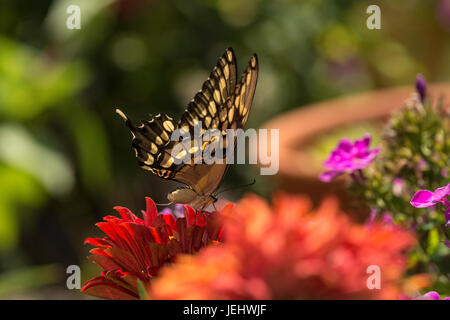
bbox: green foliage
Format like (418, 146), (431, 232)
(0, 264), (62, 298)
(0, 0), (448, 298)
(350, 92), (450, 292)
(0, 36), (90, 121)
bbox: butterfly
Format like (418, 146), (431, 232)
(116, 48), (258, 210)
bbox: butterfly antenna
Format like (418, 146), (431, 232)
(215, 178), (256, 196)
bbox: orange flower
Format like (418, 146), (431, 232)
(150, 193), (415, 299)
(81, 197), (224, 299)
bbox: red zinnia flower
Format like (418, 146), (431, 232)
(150, 193), (416, 300)
(81, 197), (224, 299)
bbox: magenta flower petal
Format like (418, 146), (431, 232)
(319, 170), (342, 182)
(354, 134), (371, 151)
(410, 190), (435, 208)
(432, 184), (450, 203)
(337, 138), (353, 153)
(319, 134), (379, 182)
(424, 291), (441, 300)
(415, 291), (441, 300)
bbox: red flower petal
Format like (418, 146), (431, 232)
(81, 276), (139, 300)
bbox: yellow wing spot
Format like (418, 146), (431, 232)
(228, 107), (234, 123)
(239, 96), (245, 115)
(155, 136), (164, 145)
(234, 95), (240, 109)
(213, 90), (221, 104)
(204, 116), (212, 127)
(219, 78), (226, 92)
(208, 101), (217, 115)
(223, 64), (229, 79)
(219, 108), (227, 122)
(181, 124), (190, 132)
(163, 120), (175, 132)
(246, 72), (251, 85)
(250, 56), (256, 68)
(241, 85), (246, 97)
(145, 154), (154, 165)
(160, 130), (170, 141)
(227, 50), (233, 62)
(150, 142), (158, 154)
(198, 106), (208, 117)
(160, 156), (174, 168)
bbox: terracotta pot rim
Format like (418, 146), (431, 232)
(260, 83), (450, 180)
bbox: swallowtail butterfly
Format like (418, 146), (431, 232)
(116, 48), (258, 210)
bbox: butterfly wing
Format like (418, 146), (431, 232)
(117, 49), (258, 200)
(230, 54), (258, 128)
(116, 109), (184, 179)
(179, 48), (237, 134)
(174, 53), (259, 196)
(116, 48), (238, 183)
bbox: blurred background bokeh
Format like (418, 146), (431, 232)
(0, 0), (449, 298)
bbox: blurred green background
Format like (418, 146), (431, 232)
(0, 0), (449, 298)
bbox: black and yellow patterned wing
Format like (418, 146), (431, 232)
(229, 53), (258, 128)
(172, 53), (258, 196)
(179, 48), (237, 134)
(115, 109), (180, 179)
(116, 48), (240, 183)
(117, 48), (258, 198)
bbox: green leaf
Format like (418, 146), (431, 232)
(137, 279), (150, 300)
(426, 228), (439, 256)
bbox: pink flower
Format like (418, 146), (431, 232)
(414, 291), (450, 300)
(410, 183), (450, 227)
(319, 134), (379, 182)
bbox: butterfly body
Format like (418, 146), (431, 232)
(117, 48), (258, 210)
(167, 188), (215, 209)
